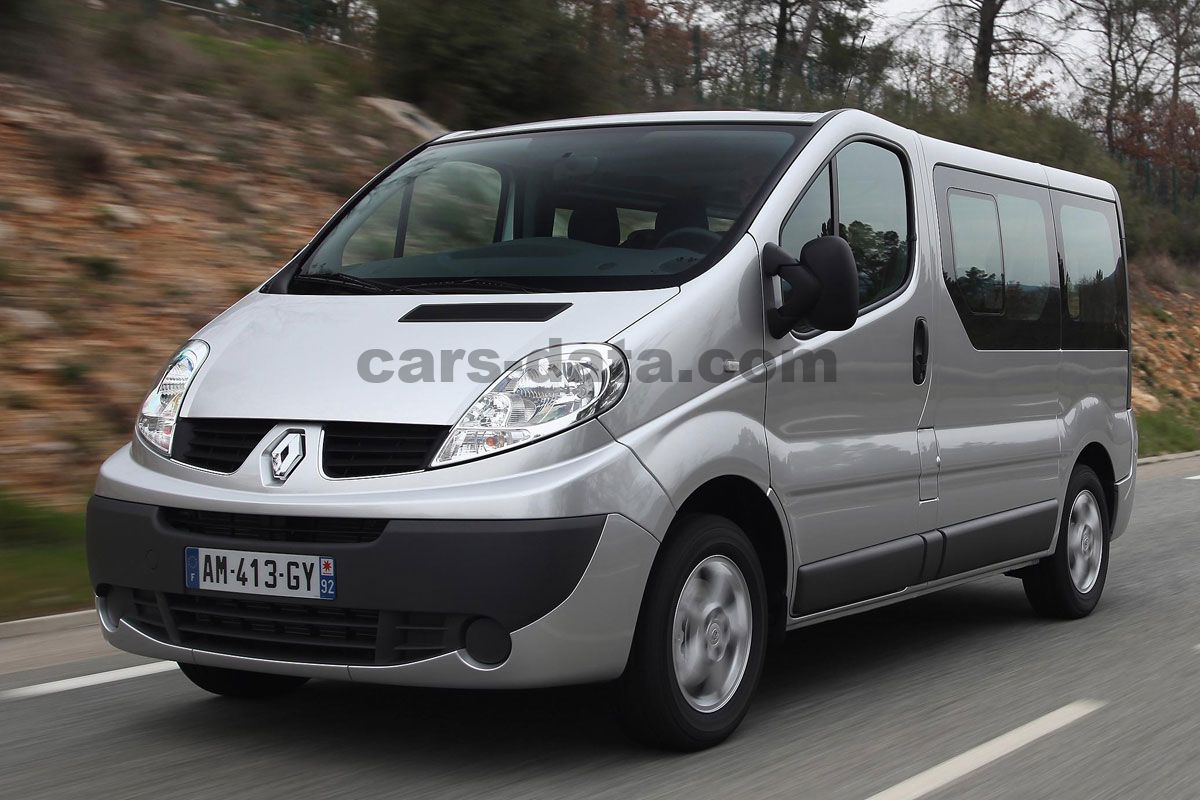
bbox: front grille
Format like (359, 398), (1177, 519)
(162, 508), (386, 545)
(172, 418), (275, 473)
(321, 422), (449, 479)
(126, 590), (465, 665)
(128, 589), (170, 641)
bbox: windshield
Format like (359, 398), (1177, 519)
(295, 124), (807, 293)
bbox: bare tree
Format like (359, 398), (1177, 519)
(913, 0), (1062, 104)
(1150, 1), (1200, 122)
(1066, 0), (1164, 151)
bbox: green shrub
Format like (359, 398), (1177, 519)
(38, 132), (111, 187)
(67, 255), (121, 281)
(56, 360), (91, 386)
(3, 391), (35, 410)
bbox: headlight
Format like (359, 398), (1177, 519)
(136, 340), (210, 456)
(432, 343), (627, 467)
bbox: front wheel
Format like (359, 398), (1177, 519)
(617, 513), (768, 750)
(179, 663), (310, 698)
(1022, 465), (1110, 619)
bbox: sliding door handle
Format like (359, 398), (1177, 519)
(913, 317), (929, 384)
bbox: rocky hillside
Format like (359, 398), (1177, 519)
(0, 64), (422, 508)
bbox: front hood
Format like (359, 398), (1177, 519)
(182, 290), (676, 426)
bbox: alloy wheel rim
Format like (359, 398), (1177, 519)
(1067, 489), (1103, 594)
(671, 554), (752, 713)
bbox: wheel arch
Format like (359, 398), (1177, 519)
(1074, 441), (1117, 537)
(673, 475), (793, 639)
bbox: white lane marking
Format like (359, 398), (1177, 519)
(1185, 475), (1200, 481)
(864, 700), (1106, 800)
(0, 662), (177, 701)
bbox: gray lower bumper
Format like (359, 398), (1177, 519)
(96, 513), (659, 688)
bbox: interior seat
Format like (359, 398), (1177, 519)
(622, 197), (709, 248)
(568, 203), (621, 247)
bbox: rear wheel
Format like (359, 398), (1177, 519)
(1022, 465), (1110, 619)
(178, 663), (309, 698)
(617, 513), (767, 750)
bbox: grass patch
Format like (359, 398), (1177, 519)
(1138, 402), (1200, 457)
(0, 493), (90, 622)
(170, 31), (373, 120)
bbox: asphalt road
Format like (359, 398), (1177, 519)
(2, 455), (1199, 800)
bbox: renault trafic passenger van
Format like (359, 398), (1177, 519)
(87, 110), (1136, 749)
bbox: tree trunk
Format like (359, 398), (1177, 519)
(793, 0), (821, 101)
(767, 0), (791, 109)
(970, 0), (1004, 105)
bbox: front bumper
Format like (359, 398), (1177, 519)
(88, 497), (659, 688)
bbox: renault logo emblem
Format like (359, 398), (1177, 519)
(269, 430), (305, 482)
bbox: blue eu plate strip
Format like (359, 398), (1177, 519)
(184, 546), (200, 589)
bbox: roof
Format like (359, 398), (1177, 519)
(437, 110), (829, 141)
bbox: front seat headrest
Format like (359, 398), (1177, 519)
(655, 197), (709, 234)
(568, 203), (620, 247)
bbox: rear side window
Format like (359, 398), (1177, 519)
(936, 167), (1060, 350)
(1056, 194), (1128, 350)
(947, 190), (1004, 314)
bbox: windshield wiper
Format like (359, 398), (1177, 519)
(291, 272), (434, 295)
(397, 277), (553, 294)
(292, 272), (390, 294)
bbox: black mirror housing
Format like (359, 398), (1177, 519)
(763, 237), (859, 338)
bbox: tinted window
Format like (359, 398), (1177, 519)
(341, 189), (406, 266)
(403, 161), (502, 256)
(937, 167), (1060, 350)
(837, 142), (910, 308)
(300, 125), (805, 292)
(781, 165), (832, 255)
(948, 190), (1004, 314)
(998, 194), (1053, 321)
(1057, 194), (1127, 350)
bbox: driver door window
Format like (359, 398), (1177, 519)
(781, 165), (833, 254)
(780, 142), (911, 323)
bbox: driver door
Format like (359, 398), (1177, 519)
(764, 138), (934, 616)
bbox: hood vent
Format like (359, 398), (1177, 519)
(399, 303), (571, 323)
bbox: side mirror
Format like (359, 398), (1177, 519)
(762, 238), (859, 338)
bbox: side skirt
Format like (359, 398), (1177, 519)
(787, 499), (1058, 623)
(785, 553), (1045, 631)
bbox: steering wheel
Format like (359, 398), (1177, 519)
(655, 227), (722, 253)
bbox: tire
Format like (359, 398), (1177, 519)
(1022, 465), (1110, 619)
(617, 513), (768, 750)
(178, 663), (310, 698)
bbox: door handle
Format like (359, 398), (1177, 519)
(913, 317), (928, 384)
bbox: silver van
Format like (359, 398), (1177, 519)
(87, 110), (1136, 749)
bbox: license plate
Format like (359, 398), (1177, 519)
(184, 547), (336, 600)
